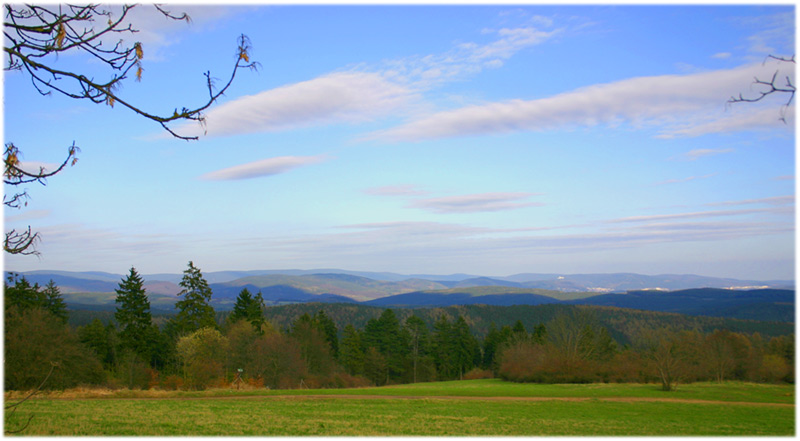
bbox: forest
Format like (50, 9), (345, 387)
(4, 263), (795, 394)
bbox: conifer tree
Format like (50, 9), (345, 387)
(114, 267), (153, 357)
(313, 310), (339, 358)
(403, 315), (429, 383)
(42, 280), (68, 322)
(339, 324), (364, 376)
(169, 261), (217, 336)
(4, 275), (68, 322)
(229, 287), (265, 332)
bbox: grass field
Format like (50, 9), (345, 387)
(4, 379), (795, 436)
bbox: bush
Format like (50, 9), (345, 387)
(159, 375), (184, 390)
(463, 368), (493, 380)
(5, 306), (104, 390)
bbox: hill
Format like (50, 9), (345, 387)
(571, 288), (795, 322)
(259, 303), (794, 344)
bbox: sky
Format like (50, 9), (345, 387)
(3, 3), (796, 280)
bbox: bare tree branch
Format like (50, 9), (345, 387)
(728, 54), (795, 123)
(3, 4), (258, 255)
(4, 362), (58, 434)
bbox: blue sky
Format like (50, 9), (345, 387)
(4, 4), (795, 279)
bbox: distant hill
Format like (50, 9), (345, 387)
(211, 273), (448, 301)
(365, 286), (590, 307)
(6, 270), (793, 322)
(571, 288), (795, 322)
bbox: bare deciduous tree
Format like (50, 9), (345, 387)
(3, 4), (258, 255)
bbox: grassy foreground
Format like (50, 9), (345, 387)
(4, 379), (795, 436)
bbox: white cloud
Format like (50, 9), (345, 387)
(681, 148), (735, 161)
(170, 15), (559, 139)
(606, 206), (792, 224)
(409, 192), (543, 214)
(368, 62), (795, 142)
(365, 185), (429, 197)
(183, 72), (417, 138)
(705, 195), (794, 207)
(653, 173), (716, 186)
(381, 24), (559, 89)
(200, 155), (328, 181)
(712, 52), (732, 59)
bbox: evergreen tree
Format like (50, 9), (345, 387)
(5, 274), (67, 322)
(313, 310), (339, 358)
(339, 324), (365, 376)
(114, 267), (153, 357)
(453, 315), (479, 379)
(432, 314), (456, 380)
(228, 288), (266, 332)
(362, 309), (407, 383)
(4, 274), (42, 312)
(403, 315), (429, 383)
(78, 319), (119, 367)
(42, 280), (68, 322)
(482, 322), (501, 370)
(168, 261), (216, 336)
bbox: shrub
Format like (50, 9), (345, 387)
(463, 368), (493, 380)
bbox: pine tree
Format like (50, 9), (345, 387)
(4, 274), (67, 322)
(313, 310), (339, 358)
(42, 280), (68, 322)
(169, 261), (216, 336)
(114, 267), (153, 357)
(432, 314), (456, 380)
(229, 287), (265, 331)
(339, 324), (364, 375)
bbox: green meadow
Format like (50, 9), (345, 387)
(5, 380), (794, 436)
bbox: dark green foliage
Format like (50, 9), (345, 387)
(290, 313), (336, 376)
(228, 288), (266, 331)
(403, 315), (430, 383)
(77, 319), (118, 367)
(5, 274), (68, 322)
(168, 261), (217, 337)
(42, 280), (68, 322)
(362, 309), (409, 383)
(431, 315), (456, 379)
(5, 306), (104, 389)
(339, 324), (364, 376)
(314, 310), (339, 357)
(114, 267), (153, 358)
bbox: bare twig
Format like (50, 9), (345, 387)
(4, 362), (59, 434)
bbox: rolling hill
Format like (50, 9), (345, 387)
(6, 270), (794, 322)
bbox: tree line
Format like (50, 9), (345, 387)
(4, 262), (795, 391)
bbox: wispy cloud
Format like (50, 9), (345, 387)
(409, 192), (542, 214)
(680, 148), (735, 161)
(653, 173), (716, 186)
(178, 16), (559, 139)
(379, 22), (560, 89)
(364, 185), (429, 197)
(705, 195), (794, 207)
(367, 62), (793, 142)
(181, 72), (418, 138)
(607, 206), (792, 224)
(200, 155), (328, 181)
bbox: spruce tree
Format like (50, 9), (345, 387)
(229, 288), (265, 332)
(169, 261), (216, 336)
(42, 280), (68, 322)
(114, 267), (153, 357)
(313, 310), (339, 357)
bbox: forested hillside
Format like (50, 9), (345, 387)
(6, 266), (795, 395)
